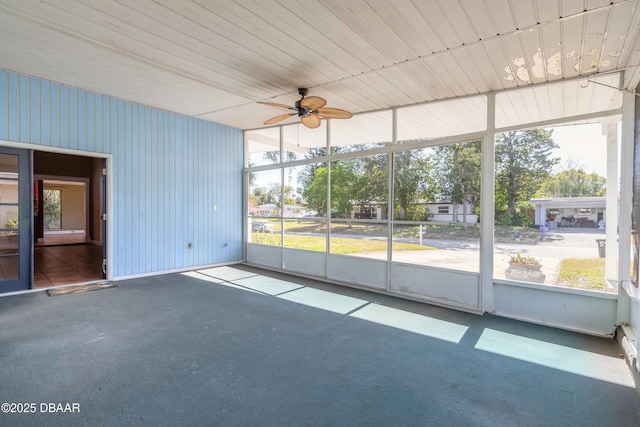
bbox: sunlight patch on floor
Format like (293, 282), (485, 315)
(233, 275), (304, 295)
(197, 266), (257, 281)
(475, 328), (634, 387)
(350, 303), (469, 343)
(278, 287), (369, 314)
(181, 271), (262, 294)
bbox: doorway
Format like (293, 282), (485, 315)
(33, 151), (105, 288)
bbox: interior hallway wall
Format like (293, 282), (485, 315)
(0, 70), (244, 278)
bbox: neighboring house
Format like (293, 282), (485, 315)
(253, 203), (304, 217)
(426, 202), (478, 224)
(351, 201), (477, 224)
(530, 197), (606, 228)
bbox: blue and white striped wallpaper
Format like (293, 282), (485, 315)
(0, 70), (244, 278)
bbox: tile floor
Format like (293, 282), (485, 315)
(34, 243), (103, 288)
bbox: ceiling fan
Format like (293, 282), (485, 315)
(258, 88), (353, 128)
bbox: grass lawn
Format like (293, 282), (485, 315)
(557, 258), (606, 290)
(282, 220), (535, 242)
(252, 233), (433, 254)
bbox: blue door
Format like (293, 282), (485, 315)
(0, 147), (31, 293)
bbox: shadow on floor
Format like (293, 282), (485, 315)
(0, 265), (638, 426)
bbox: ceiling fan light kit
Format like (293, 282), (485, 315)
(258, 88), (353, 128)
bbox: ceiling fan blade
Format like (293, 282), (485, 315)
(258, 101), (296, 110)
(264, 113), (295, 125)
(317, 107), (353, 119)
(301, 114), (321, 129)
(300, 96), (327, 110)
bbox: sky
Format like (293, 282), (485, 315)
(548, 123), (609, 176)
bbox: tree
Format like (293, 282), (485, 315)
(495, 130), (559, 219)
(393, 150), (432, 220)
(302, 167), (328, 216)
(538, 169), (606, 197)
(352, 154), (388, 218)
(43, 189), (61, 229)
(430, 141), (481, 223)
(301, 161), (362, 218)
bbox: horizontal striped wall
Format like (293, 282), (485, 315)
(0, 70), (244, 278)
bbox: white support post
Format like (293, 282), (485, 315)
(617, 91), (635, 325)
(605, 122), (619, 282)
(480, 93), (496, 313)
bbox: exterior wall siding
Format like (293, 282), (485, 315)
(0, 70), (244, 278)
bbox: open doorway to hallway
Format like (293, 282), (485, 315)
(33, 151), (105, 288)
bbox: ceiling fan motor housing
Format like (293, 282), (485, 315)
(258, 87), (352, 128)
(296, 88), (310, 116)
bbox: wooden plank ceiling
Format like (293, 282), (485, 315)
(0, 0), (638, 131)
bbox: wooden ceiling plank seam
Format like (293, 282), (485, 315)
(466, 43), (512, 91)
(596, 1), (633, 73)
(548, 79), (566, 119)
(532, 84), (553, 123)
(586, 0), (617, 9)
(23, 0), (282, 87)
(199, 0), (370, 87)
(612, 0), (640, 68)
(518, 26), (549, 84)
(384, 68), (439, 104)
(494, 94), (513, 129)
(343, 76), (390, 111)
(459, 0), (497, 41)
(480, 38), (520, 90)
(474, 40), (513, 92)
(505, 89), (532, 127)
(499, 33), (530, 86)
(121, 0), (341, 86)
(413, 1), (463, 48)
(368, 68), (420, 106)
(446, 49), (481, 95)
(0, 21), (223, 92)
(579, 8), (610, 74)
(540, 20), (564, 81)
(436, 0), (481, 44)
(560, 14), (586, 77)
(395, 60), (452, 100)
(149, 0), (348, 86)
(495, 91), (524, 128)
(418, 56), (470, 97)
(356, 0), (438, 57)
(448, 48), (490, 94)
(520, 87), (544, 123)
(510, 0), (538, 29)
(389, 0), (448, 53)
(534, 0), (562, 24)
(0, 1), (284, 101)
(430, 52), (481, 96)
(484, 0), (518, 35)
(370, 67), (426, 105)
(310, 0), (415, 64)
(561, 0), (588, 17)
(591, 3), (616, 74)
(274, 0), (395, 70)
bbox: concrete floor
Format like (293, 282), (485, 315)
(1, 264), (638, 426)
